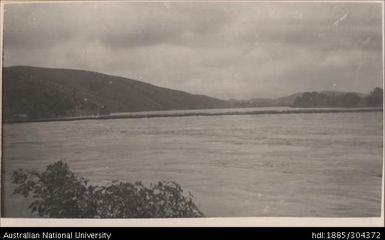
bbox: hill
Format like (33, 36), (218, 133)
(2, 66), (232, 121)
(291, 90), (378, 108)
(236, 91), (368, 107)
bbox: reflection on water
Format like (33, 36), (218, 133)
(2, 111), (383, 217)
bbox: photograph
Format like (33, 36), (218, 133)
(0, 0), (383, 224)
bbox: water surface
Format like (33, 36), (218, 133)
(2, 111), (383, 217)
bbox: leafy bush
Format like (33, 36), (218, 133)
(12, 161), (204, 218)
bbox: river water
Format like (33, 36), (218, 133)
(2, 110), (383, 217)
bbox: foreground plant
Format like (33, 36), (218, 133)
(12, 161), (204, 218)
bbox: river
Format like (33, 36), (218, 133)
(2, 110), (383, 217)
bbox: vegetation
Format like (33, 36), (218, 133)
(3, 66), (383, 121)
(292, 88), (383, 108)
(12, 161), (204, 218)
(3, 66), (230, 121)
(365, 87), (383, 107)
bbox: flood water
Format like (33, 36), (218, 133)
(1, 110), (383, 217)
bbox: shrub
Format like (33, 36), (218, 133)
(12, 161), (204, 218)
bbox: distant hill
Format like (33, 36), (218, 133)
(235, 91), (369, 107)
(3, 66), (377, 122)
(291, 90), (378, 108)
(2, 66), (232, 121)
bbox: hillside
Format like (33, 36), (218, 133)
(2, 66), (232, 121)
(238, 91), (368, 107)
(291, 90), (378, 108)
(3, 66), (378, 122)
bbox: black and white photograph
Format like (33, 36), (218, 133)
(0, 0), (383, 224)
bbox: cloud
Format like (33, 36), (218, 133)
(3, 2), (383, 99)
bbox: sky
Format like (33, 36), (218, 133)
(2, 1), (383, 99)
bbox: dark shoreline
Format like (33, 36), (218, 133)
(4, 107), (383, 124)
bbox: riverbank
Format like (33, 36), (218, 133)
(4, 107), (383, 124)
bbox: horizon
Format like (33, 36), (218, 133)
(3, 1), (384, 99)
(3, 64), (380, 101)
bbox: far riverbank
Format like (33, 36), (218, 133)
(4, 107), (383, 124)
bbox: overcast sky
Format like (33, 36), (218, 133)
(3, 2), (383, 99)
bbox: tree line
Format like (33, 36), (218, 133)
(292, 87), (383, 108)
